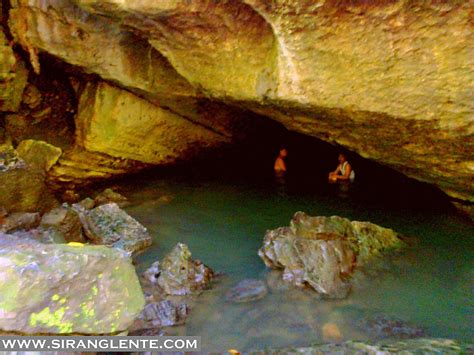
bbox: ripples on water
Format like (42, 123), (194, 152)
(113, 167), (472, 352)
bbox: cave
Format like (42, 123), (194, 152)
(0, 0), (472, 352)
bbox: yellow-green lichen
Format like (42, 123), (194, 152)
(29, 306), (73, 333)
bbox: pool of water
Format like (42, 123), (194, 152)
(114, 169), (472, 352)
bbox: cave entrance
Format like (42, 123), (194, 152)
(144, 125), (454, 215)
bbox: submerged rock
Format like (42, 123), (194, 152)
(81, 202), (152, 256)
(225, 279), (268, 303)
(0, 235), (145, 334)
(156, 243), (214, 296)
(259, 212), (404, 298)
(140, 300), (188, 328)
(357, 314), (426, 340)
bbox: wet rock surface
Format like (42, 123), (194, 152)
(259, 212), (405, 298)
(155, 243), (214, 296)
(0, 234), (145, 334)
(81, 202), (152, 256)
(130, 243), (214, 333)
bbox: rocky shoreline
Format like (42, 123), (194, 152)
(0, 187), (468, 353)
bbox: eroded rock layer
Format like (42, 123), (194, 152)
(5, 0), (474, 203)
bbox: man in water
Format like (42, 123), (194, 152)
(329, 153), (355, 182)
(274, 148), (288, 174)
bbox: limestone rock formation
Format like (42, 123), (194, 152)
(259, 212), (405, 298)
(16, 139), (62, 171)
(75, 81), (228, 165)
(0, 212), (40, 233)
(154, 243), (214, 296)
(40, 204), (85, 243)
(6, 0), (472, 204)
(0, 143), (58, 213)
(132, 243), (214, 332)
(0, 1), (27, 112)
(81, 202), (152, 256)
(94, 188), (129, 208)
(0, 234), (145, 334)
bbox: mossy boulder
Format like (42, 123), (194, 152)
(259, 212), (405, 298)
(0, 234), (145, 334)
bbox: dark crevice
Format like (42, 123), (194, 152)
(1, 0), (13, 41)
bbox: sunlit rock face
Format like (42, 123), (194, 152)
(0, 235), (145, 335)
(8, 0), (474, 202)
(75, 82), (228, 165)
(0, 2), (27, 112)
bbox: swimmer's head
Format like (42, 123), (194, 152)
(338, 153), (347, 163)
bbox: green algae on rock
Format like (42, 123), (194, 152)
(259, 212), (405, 298)
(0, 234), (145, 334)
(16, 139), (62, 172)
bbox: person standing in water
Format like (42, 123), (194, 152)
(329, 153), (355, 182)
(274, 148), (288, 174)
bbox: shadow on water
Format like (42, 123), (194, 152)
(106, 130), (472, 352)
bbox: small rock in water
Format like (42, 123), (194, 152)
(225, 279), (268, 303)
(141, 300), (188, 327)
(82, 202), (152, 256)
(134, 243), (214, 334)
(156, 243), (214, 296)
(94, 188), (129, 208)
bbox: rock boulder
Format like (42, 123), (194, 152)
(0, 235), (145, 334)
(259, 212), (405, 298)
(81, 203), (152, 256)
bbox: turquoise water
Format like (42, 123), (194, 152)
(117, 169), (473, 351)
